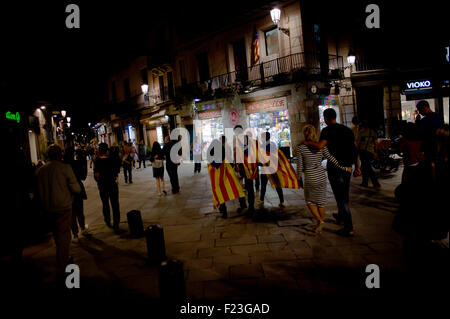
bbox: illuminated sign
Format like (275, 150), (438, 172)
(403, 80), (433, 95)
(406, 80), (431, 89)
(5, 111), (20, 123)
(245, 97), (287, 113)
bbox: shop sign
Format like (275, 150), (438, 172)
(229, 108), (239, 125)
(245, 97), (287, 113)
(403, 79), (433, 94)
(198, 109), (222, 120)
(197, 102), (223, 111)
(319, 95), (339, 106)
(5, 111), (20, 123)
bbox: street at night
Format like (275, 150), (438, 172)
(0, 0), (449, 316)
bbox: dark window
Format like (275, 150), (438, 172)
(141, 68), (148, 84)
(196, 52), (210, 82)
(179, 60), (187, 85)
(265, 28), (279, 56)
(123, 78), (131, 100)
(111, 81), (117, 103)
(159, 76), (166, 101)
(167, 71), (175, 99)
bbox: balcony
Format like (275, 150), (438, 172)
(175, 52), (344, 102)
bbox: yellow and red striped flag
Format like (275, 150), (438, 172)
(208, 162), (245, 209)
(267, 149), (301, 189)
(242, 138), (258, 180)
(251, 26), (260, 66)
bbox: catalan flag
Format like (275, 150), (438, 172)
(267, 149), (301, 189)
(208, 162), (245, 209)
(242, 138), (258, 180)
(251, 26), (260, 66)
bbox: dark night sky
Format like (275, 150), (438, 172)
(0, 1), (447, 130)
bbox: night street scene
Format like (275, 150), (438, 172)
(1, 0), (449, 316)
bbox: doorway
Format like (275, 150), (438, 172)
(233, 39), (248, 82)
(355, 85), (385, 136)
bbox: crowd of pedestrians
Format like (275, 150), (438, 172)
(12, 99), (447, 277)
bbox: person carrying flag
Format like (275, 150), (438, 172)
(233, 125), (258, 218)
(207, 136), (246, 218)
(258, 131), (301, 209)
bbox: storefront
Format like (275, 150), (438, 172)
(244, 97), (291, 150)
(143, 109), (169, 147)
(401, 79), (449, 124)
(318, 94), (341, 131)
(196, 108), (223, 159)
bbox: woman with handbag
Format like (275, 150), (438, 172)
(295, 125), (352, 234)
(150, 141), (167, 196)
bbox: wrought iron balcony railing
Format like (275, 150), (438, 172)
(175, 52), (344, 100)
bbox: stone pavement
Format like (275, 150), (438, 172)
(2, 161), (427, 302)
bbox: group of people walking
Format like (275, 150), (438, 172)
(31, 99), (448, 277)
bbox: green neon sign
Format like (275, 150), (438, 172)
(5, 111), (20, 123)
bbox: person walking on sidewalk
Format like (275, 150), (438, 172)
(137, 140), (147, 169)
(303, 108), (361, 237)
(36, 144), (81, 274)
(64, 147), (89, 243)
(94, 143), (122, 234)
(121, 141), (134, 184)
(150, 141), (167, 196)
(258, 132), (285, 209)
(193, 136), (202, 174)
(163, 135), (181, 194)
(295, 125), (352, 234)
(356, 119), (380, 188)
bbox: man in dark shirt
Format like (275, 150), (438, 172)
(304, 108), (361, 236)
(163, 135), (181, 194)
(94, 143), (121, 234)
(416, 100), (444, 161)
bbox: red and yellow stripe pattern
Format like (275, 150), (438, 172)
(208, 162), (245, 209)
(267, 149), (300, 189)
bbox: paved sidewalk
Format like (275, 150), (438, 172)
(7, 161), (413, 300)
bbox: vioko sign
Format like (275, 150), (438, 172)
(404, 80), (433, 94)
(406, 80), (431, 89)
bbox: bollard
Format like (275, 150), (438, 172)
(145, 224), (166, 263)
(126, 210), (144, 238)
(158, 259), (186, 301)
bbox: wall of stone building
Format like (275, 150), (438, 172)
(337, 78), (356, 127)
(281, 2), (304, 57)
(383, 84), (402, 137)
(174, 2), (303, 84)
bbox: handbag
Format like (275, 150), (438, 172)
(153, 159), (164, 168)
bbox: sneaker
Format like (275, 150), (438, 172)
(163, 190), (167, 195)
(279, 202), (286, 208)
(72, 236), (80, 243)
(336, 228), (355, 237)
(257, 201), (264, 209)
(158, 192), (162, 197)
(221, 211), (228, 219)
(105, 221), (112, 228)
(332, 213), (344, 225)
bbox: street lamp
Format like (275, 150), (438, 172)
(67, 116), (71, 123)
(270, 8), (289, 36)
(67, 122), (71, 128)
(141, 83), (150, 105)
(40, 105), (46, 110)
(61, 110), (67, 117)
(347, 49), (356, 65)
